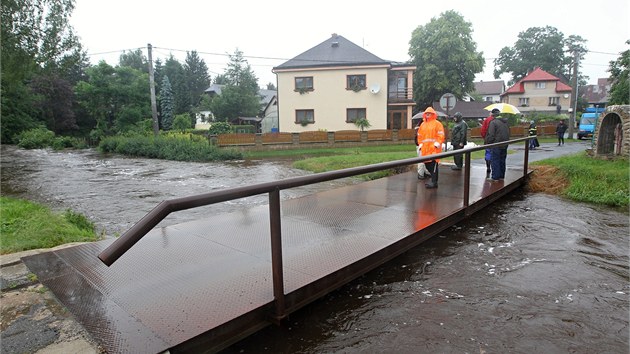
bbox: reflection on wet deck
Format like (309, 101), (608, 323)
(23, 164), (531, 353)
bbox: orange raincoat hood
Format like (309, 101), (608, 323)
(422, 107), (437, 121)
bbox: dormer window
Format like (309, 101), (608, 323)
(535, 82), (546, 89)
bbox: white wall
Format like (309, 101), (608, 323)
(276, 66), (389, 132)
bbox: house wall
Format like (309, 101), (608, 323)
(261, 99), (278, 133)
(276, 67), (389, 132)
(503, 81), (571, 114)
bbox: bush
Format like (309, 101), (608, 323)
(172, 114), (192, 131)
(51, 136), (88, 150)
(17, 127), (55, 149)
(208, 122), (232, 135)
(98, 133), (243, 161)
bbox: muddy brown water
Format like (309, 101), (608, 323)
(1, 145), (628, 353)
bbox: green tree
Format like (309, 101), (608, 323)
(209, 49), (261, 120)
(408, 10), (484, 109)
(1, 0), (86, 143)
(494, 26), (588, 85)
(29, 73), (77, 134)
(608, 40), (629, 105)
(160, 76), (174, 130)
(184, 51), (211, 109)
(163, 55), (189, 115)
(119, 48), (148, 73)
(75, 62), (151, 139)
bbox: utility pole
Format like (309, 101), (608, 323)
(568, 49), (579, 140)
(147, 43), (159, 136)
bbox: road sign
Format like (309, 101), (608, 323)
(439, 93), (456, 112)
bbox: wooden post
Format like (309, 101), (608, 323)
(147, 43), (159, 136)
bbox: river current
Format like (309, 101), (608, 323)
(1, 145), (628, 353)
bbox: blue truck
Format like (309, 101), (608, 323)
(577, 107), (605, 139)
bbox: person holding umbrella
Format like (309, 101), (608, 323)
(480, 108), (500, 176)
(485, 110), (510, 181)
(416, 107), (445, 189)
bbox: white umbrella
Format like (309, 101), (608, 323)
(484, 103), (521, 114)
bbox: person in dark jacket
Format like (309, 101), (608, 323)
(450, 112), (468, 170)
(528, 121), (539, 150)
(555, 119), (568, 146)
(485, 113), (510, 181)
(481, 108), (500, 176)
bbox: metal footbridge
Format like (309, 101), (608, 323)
(23, 138), (534, 353)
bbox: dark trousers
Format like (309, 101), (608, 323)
(453, 145), (463, 168)
(490, 147), (507, 180)
(425, 160), (439, 184)
(557, 133), (564, 145)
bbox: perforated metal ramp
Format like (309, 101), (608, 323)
(22, 165), (531, 353)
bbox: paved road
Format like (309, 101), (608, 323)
(470, 139), (593, 168)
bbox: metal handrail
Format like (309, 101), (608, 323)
(98, 136), (534, 318)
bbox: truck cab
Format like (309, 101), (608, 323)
(577, 107), (605, 140)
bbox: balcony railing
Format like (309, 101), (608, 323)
(388, 88), (413, 101)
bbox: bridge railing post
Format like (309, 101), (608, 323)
(269, 189), (285, 322)
(463, 152), (471, 207)
(523, 137), (531, 178)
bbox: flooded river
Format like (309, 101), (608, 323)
(1, 145), (628, 353)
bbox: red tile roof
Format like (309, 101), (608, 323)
(502, 67), (572, 95)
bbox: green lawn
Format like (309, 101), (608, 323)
(1, 196), (102, 254)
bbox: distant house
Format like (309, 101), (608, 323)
(581, 78), (611, 108)
(431, 101), (492, 122)
(195, 85), (277, 133)
(272, 33), (416, 132)
(472, 80), (505, 103)
(501, 67), (572, 114)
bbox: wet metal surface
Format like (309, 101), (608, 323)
(22, 165), (530, 353)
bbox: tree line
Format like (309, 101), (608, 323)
(2, 4), (628, 146)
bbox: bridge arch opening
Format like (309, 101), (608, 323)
(596, 112), (623, 155)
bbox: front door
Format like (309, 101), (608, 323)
(388, 111), (407, 130)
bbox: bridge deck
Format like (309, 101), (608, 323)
(23, 164), (531, 353)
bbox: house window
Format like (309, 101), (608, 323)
(347, 75), (366, 91)
(535, 82), (546, 89)
(519, 97), (529, 107)
(549, 96), (560, 106)
(484, 96), (493, 102)
(295, 77), (313, 92)
(295, 109), (314, 124)
(346, 108), (366, 123)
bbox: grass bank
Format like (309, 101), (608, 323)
(246, 143), (486, 180)
(1, 196), (102, 254)
(531, 152), (629, 208)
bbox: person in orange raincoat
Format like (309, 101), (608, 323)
(416, 107), (445, 189)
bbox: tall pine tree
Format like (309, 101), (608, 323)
(160, 76), (174, 130)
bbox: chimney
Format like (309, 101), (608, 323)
(331, 33), (339, 47)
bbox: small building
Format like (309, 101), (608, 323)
(472, 80), (505, 103)
(501, 67), (572, 114)
(593, 105), (629, 158)
(581, 78), (611, 108)
(195, 85), (277, 132)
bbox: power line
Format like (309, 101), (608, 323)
(86, 47), (144, 56)
(588, 50), (621, 55)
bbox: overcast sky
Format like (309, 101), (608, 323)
(71, 0), (629, 88)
